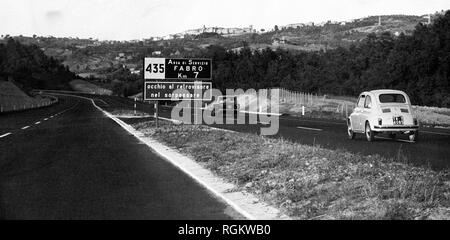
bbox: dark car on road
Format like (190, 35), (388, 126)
(210, 95), (240, 117)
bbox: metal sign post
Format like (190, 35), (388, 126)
(134, 98), (137, 116)
(154, 101), (159, 127)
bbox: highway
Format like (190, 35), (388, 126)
(0, 96), (243, 219)
(1, 92), (449, 219)
(80, 93), (450, 171)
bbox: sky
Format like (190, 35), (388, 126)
(0, 0), (449, 40)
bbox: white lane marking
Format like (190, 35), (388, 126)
(241, 111), (282, 116)
(35, 121), (41, 125)
(421, 130), (450, 136)
(21, 126), (30, 130)
(0, 132), (12, 138)
(375, 136), (415, 143)
(44, 118), (48, 121)
(280, 117), (346, 125)
(296, 126), (323, 131)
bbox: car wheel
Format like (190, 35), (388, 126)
(409, 131), (418, 142)
(388, 133), (396, 139)
(347, 119), (355, 140)
(365, 122), (374, 142)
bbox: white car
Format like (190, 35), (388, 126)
(347, 89), (419, 142)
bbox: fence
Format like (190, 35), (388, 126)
(278, 88), (356, 118)
(241, 88), (356, 118)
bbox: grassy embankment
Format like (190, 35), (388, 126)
(132, 120), (450, 220)
(69, 79), (112, 95)
(0, 81), (56, 112)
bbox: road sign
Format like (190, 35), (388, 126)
(143, 81), (212, 101)
(144, 58), (212, 80)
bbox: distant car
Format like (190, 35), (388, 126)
(211, 95), (240, 117)
(347, 89), (419, 142)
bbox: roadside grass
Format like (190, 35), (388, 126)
(132, 121), (450, 220)
(69, 79), (112, 95)
(110, 109), (150, 117)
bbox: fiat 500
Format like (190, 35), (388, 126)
(347, 89), (419, 142)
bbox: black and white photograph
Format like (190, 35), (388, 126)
(1, 0), (450, 230)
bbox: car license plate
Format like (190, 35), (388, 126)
(393, 116), (403, 125)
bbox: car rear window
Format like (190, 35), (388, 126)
(379, 94), (406, 103)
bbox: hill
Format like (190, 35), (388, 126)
(0, 38), (76, 91)
(3, 12), (443, 76)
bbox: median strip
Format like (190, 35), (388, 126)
(131, 121), (450, 220)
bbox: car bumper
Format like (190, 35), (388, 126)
(373, 125), (419, 131)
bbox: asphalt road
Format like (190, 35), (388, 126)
(0, 96), (243, 219)
(69, 93), (450, 171)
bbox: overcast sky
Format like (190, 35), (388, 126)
(1, 0), (449, 40)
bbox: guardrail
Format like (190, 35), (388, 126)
(0, 95), (59, 113)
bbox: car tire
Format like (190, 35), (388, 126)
(409, 131), (419, 142)
(365, 122), (375, 142)
(347, 119), (355, 140)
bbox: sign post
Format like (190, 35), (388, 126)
(134, 98), (137, 116)
(154, 101), (159, 127)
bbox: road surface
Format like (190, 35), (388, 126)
(0, 96), (243, 219)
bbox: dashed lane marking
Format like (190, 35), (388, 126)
(35, 121), (41, 125)
(0, 132), (12, 138)
(280, 117), (347, 125)
(21, 126), (30, 130)
(296, 126), (323, 131)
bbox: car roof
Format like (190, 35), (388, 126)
(366, 89), (407, 95)
(359, 89), (410, 104)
